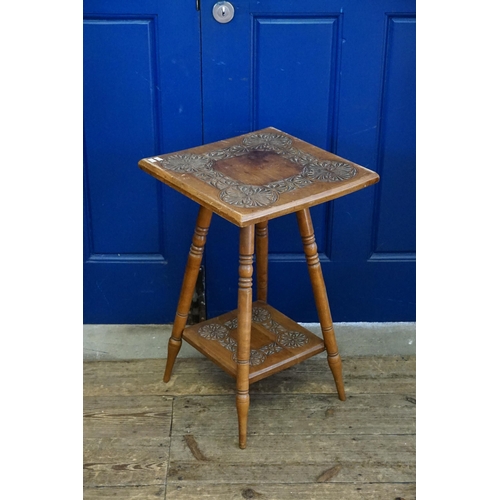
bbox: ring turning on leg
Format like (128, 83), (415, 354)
(296, 208), (346, 401)
(163, 206), (212, 383)
(236, 224), (255, 448)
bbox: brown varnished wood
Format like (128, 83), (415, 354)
(236, 225), (254, 449)
(182, 301), (325, 383)
(255, 221), (268, 303)
(213, 150), (299, 184)
(136, 128), (383, 448)
(163, 206), (212, 383)
(296, 208), (346, 401)
(138, 127), (379, 227)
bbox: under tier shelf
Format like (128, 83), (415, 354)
(183, 300), (325, 384)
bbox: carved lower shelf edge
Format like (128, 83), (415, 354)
(182, 301), (325, 384)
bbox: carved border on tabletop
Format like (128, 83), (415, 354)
(196, 306), (309, 366)
(153, 133), (358, 208)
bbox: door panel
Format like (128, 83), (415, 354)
(84, 19), (162, 255)
(83, 0), (203, 323)
(372, 16), (416, 255)
(202, 0), (416, 321)
(83, 0), (415, 323)
(252, 16), (340, 149)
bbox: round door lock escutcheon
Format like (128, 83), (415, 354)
(213, 1), (235, 23)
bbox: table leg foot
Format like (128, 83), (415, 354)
(327, 350), (346, 401)
(236, 392), (250, 449)
(163, 337), (182, 383)
(296, 208), (346, 401)
(236, 225), (254, 448)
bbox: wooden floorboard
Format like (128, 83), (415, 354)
(172, 393), (416, 436)
(83, 485), (165, 499)
(83, 355), (416, 499)
(166, 482), (416, 499)
(84, 395), (173, 487)
(168, 434), (415, 484)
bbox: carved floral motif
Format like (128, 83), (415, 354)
(161, 154), (213, 173)
(242, 133), (292, 150)
(276, 331), (309, 348)
(198, 323), (229, 341)
(195, 306), (309, 366)
(302, 161), (357, 182)
(155, 133), (358, 208)
(251, 307), (271, 323)
(219, 185), (279, 208)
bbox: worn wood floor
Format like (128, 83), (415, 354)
(84, 355), (416, 499)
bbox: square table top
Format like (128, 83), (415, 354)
(138, 127), (379, 227)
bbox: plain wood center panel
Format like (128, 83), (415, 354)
(84, 18), (163, 256)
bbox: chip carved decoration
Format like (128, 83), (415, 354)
(196, 306), (309, 366)
(154, 133), (357, 208)
(198, 323), (228, 341)
(220, 185), (279, 208)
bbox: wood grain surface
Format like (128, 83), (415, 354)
(138, 127), (379, 227)
(182, 301), (326, 384)
(84, 355), (415, 499)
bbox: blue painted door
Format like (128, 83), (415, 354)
(84, 0), (415, 323)
(83, 0), (203, 323)
(202, 0), (416, 321)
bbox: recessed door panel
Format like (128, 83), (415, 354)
(83, 0), (202, 323)
(202, 0), (416, 321)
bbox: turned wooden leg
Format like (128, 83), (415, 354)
(296, 208), (346, 401)
(255, 221), (268, 303)
(236, 225), (255, 449)
(163, 206), (212, 383)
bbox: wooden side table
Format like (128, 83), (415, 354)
(139, 127), (379, 449)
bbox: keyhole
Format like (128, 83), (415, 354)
(213, 2), (234, 23)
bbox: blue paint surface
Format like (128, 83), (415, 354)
(84, 0), (415, 323)
(83, 0), (202, 323)
(203, 0), (416, 321)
